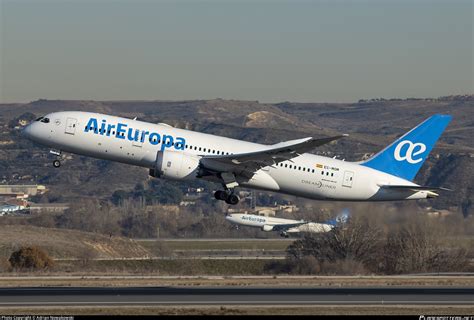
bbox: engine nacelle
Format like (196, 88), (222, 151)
(149, 151), (200, 181)
(261, 225), (274, 232)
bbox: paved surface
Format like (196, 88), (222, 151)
(0, 287), (472, 306)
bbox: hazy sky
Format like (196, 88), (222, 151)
(0, 0), (472, 103)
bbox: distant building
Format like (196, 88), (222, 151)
(278, 204), (298, 213)
(0, 185), (47, 197)
(426, 209), (453, 217)
(255, 206), (277, 217)
(28, 203), (69, 213)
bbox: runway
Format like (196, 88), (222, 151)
(0, 287), (472, 306)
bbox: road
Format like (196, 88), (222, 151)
(0, 287), (472, 306)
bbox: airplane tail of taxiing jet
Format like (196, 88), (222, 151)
(324, 208), (350, 227)
(361, 114), (452, 181)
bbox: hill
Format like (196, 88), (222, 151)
(0, 96), (473, 216)
(0, 224), (150, 261)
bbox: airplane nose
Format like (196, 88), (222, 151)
(22, 124), (32, 138)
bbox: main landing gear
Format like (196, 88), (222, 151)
(214, 190), (240, 205)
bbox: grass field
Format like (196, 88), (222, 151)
(0, 305), (472, 315)
(53, 259), (271, 275)
(2, 275), (473, 288)
(137, 239), (293, 252)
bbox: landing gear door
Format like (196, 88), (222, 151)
(342, 171), (354, 188)
(65, 118), (77, 135)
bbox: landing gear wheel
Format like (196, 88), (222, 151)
(214, 190), (227, 201)
(53, 160), (61, 168)
(225, 194), (240, 205)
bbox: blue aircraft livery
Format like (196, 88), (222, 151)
(84, 118), (186, 152)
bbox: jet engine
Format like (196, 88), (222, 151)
(261, 225), (274, 232)
(149, 151), (200, 180)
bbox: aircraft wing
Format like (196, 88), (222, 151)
(378, 185), (453, 192)
(270, 221), (308, 232)
(200, 135), (347, 178)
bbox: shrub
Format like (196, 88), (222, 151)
(9, 246), (55, 270)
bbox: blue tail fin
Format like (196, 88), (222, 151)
(325, 208), (350, 227)
(362, 114), (452, 181)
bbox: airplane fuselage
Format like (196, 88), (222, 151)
(23, 111), (439, 202)
(225, 213), (334, 234)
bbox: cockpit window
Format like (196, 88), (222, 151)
(40, 118), (50, 123)
(35, 117), (44, 121)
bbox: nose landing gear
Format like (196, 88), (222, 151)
(50, 149), (62, 168)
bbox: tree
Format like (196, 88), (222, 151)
(112, 190), (128, 205)
(381, 221), (469, 274)
(285, 216), (383, 274)
(8, 112), (37, 128)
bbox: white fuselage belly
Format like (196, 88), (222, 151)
(25, 111), (429, 201)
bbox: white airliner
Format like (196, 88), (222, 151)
(23, 111), (451, 205)
(225, 209), (350, 237)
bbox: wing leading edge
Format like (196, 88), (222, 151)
(200, 134), (348, 176)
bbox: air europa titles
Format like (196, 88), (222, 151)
(84, 118), (186, 152)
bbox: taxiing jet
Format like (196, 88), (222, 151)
(225, 209), (350, 237)
(23, 112), (452, 205)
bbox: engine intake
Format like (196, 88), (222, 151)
(261, 225), (274, 232)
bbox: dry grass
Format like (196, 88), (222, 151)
(0, 305), (472, 315)
(138, 239), (292, 251)
(0, 225), (150, 261)
(0, 275), (473, 288)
